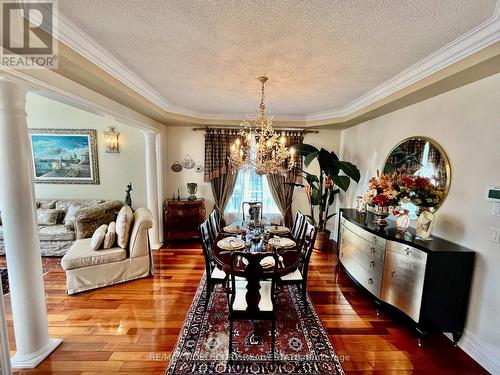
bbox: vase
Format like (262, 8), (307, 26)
(373, 205), (390, 226)
(187, 183), (198, 201)
(314, 230), (331, 252)
(416, 209), (435, 240)
(396, 210), (411, 232)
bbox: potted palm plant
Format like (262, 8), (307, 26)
(288, 144), (360, 252)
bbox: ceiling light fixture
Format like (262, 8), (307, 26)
(229, 76), (295, 175)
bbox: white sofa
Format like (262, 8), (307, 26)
(61, 207), (154, 295)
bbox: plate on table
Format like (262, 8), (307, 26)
(269, 225), (290, 235)
(268, 237), (296, 249)
(242, 256), (276, 269)
(223, 224), (243, 234)
(217, 237), (245, 250)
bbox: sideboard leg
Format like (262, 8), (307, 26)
(452, 332), (462, 346)
(416, 326), (427, 347)
(374, 300), (381, 317)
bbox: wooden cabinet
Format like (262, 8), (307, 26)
(338, 209), (475, 344)
(164, 199), (206, 242)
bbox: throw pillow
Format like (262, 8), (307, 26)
(103, 221), (116, 249)
(38, 199), (57, 209)
(90, 224), (108, 251)
(116, 205), (133, 249)
(37, 209), (65, 226)
(55, 200), (74, 212)
(63, 203), (82, 230)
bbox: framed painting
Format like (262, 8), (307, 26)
(29, 129), (100, 184)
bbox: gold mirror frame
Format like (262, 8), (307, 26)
(382, 136), (451, 212)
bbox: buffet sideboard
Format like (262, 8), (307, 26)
(337, 209), (475, 345)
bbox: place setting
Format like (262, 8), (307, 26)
(268, 236), (296, 249)
(217, 236), (245, 251)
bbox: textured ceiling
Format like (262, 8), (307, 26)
(59, 0), (496, 118)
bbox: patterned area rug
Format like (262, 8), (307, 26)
(0, 269), (8, 295)
(165, 277), (345, 375)
(0, 268), (48, 295)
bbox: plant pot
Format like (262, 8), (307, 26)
(314, 230), (331, 252)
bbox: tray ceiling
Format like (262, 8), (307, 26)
(58, 0), (498, 120)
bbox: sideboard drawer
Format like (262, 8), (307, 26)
(340, 250), (382, 298)
(340, 224), (385, 272)
(381, 246), (427, 322)
(342, 216), (386, 248)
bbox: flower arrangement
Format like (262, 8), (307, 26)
(399, 175), (444, 208)
(363, 169), (444, 210)
(363, 171), (404, 208)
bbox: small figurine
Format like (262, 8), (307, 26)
(125, 182), (133, 207)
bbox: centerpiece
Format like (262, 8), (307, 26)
(363, 170), (445, 229)
(362, 171), (403, 226)
(288, 144), (360, 252)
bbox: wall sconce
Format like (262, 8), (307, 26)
(104, 126), (120, 153)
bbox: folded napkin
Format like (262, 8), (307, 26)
(241, 256), (276, 269)
(217, 236), (245, 250)
(223, 224), (243, 234)
(268, 237), (296, 249)
(269, 225), (290, 234)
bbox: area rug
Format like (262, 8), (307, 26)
(165, 277), (345, 375)
(0, 268), (48, 295)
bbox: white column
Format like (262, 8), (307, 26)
(143, 131), (161, 249)
(0, 80), (61, 368)
(155, 132), (164, 246)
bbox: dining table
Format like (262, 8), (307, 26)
(211, 221), (303, 277)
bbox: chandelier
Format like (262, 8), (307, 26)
(229, 76), (296, 175)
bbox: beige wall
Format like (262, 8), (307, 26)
(339, 73), (500, 372)
(27, 93), (148, 208)
(164, 127), (342, 221)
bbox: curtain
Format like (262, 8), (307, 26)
(266, 131), (304, 227)
(204, 129), (239, 182)
(211, 172), (239, 218)
(204, 129), (240, 218)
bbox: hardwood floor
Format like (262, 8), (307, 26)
(0, 241), (487, 374)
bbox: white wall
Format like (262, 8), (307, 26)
(339, 73), (500, 373)
(291, 129), (343, 232)
(27, 93), (148, 209)
(164, 126), (342, 221)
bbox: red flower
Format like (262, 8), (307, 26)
(325, 176), (332, 190)
(414, 177), (431, 190)
(374, 194), (389, 206)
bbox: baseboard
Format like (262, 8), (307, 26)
(445, 330), (500, 374)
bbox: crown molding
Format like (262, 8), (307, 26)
(306, 0), (500, 122)
(50, 1), (500, 124)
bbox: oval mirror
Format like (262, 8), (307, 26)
(383, 136), (451, 213)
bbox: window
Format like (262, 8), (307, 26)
(225, 170), (282, 223)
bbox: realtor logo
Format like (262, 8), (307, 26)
(1, 0), (58, 69)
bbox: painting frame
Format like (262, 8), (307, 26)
(29, 128), (100, 185)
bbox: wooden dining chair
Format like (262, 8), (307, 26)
(208, 208), (220, 240)
(242, 201), (263, 222)
(200, 219), (227, 309)
(228, 251), (279, 360)
(280, 220), (317, 307)
(291, 210), (306, 243)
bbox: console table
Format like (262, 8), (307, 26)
(337, 208), (475, 345)
(164, 199), (206, 242)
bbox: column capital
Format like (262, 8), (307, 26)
(0, 79), (28, 112)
